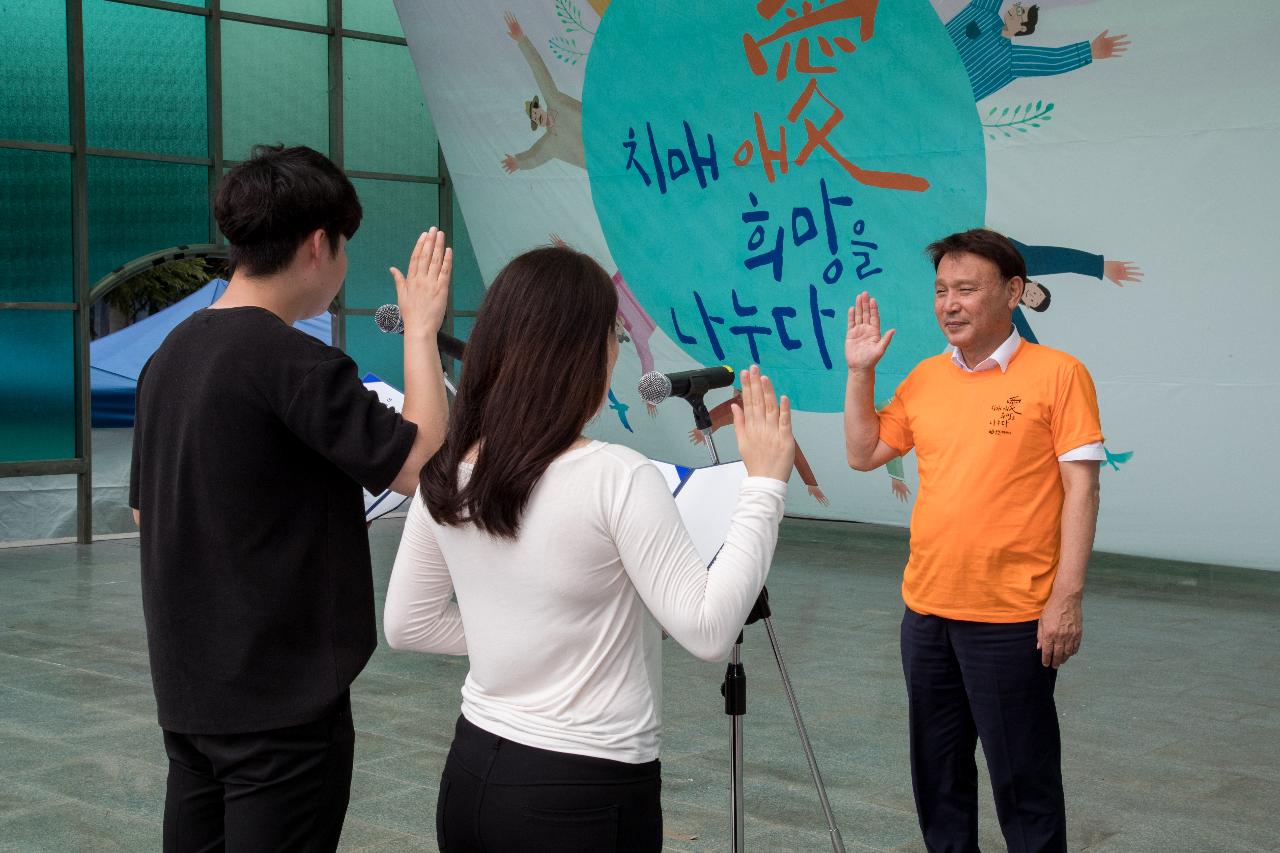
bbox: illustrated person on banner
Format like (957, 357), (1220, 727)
(501, 12), (585, 173)
(843, 228), (1104, 852)
(691, 392), (830, 505)
(945, 0), (1130, 101)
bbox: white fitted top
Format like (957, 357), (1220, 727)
(383, 441), (787, 763)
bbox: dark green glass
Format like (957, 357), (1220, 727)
(87, 157), (209, 286)
(0, 310), (76, 463)
(343, 37), (435, 176)
(344, 178), (438, 309)
(222, 21), (329, 161)
(0, 0), (70, 144)
(0, 150), (73, 302)
(84, 0), (208, 156)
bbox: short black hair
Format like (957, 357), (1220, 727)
(1017, 5), (1040, 36)
(1024, 281), (1051, 312)
(926, 228), (1027, 282)
(214, 145), (362, 277)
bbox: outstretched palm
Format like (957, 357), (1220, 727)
(845, 291), (894, 371)
(504, 12), (523, 41)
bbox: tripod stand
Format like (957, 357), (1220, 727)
(686, 394), (845, 853)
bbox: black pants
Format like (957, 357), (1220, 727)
(437, 715), (663, 852)
(901, 609), (1066, 853)
(161, 692), (355, 853)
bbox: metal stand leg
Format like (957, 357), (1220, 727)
(701, 423), (844, 852)
(725, 638), (746, 853)
(763, 617), (845, 853)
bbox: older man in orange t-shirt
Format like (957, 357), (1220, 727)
(843, 229), (1103, 853)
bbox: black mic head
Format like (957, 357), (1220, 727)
(637, 371), (673, 405)
(373, 303), (403, 334)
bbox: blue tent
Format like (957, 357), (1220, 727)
(91, 279), (333, 427)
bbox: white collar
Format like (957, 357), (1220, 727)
(950, 327), (1022, 373)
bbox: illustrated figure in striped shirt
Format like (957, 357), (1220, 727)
(946, 0), (1130, 102)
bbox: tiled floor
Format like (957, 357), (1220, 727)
(1, 518), (1277, 851)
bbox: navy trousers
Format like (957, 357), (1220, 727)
(900, 608), (1066, 853)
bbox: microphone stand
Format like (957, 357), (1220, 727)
(688, 389), (719, 466)
(692, 404), (845, 853)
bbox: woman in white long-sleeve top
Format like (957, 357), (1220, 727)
(383, 245), (795, 853)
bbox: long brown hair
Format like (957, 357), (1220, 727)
(421, 246), (618, 538)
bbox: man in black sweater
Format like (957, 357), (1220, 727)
(129, 145), (451, 851)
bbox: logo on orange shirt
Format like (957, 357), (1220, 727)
(988, 395), (1023, 436)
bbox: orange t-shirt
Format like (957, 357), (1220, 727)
(878, 342), (1103, 622)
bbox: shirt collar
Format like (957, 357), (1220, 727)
(950, 327), (1022, 373)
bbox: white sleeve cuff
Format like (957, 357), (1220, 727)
(740, 476), (790, 496)
(1058, 441), (1106, 462)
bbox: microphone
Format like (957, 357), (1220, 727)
(637, 366), (734, 406)
(373, 304), (466, 361)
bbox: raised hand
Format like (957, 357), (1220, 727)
(845, 291), (895, 372)
(503, 11), (523, 41)
(731, 365), (795, 482)
(1091, 30), (1130, 60)
(389, 228), (451, 337)
(1103, 260), (1143, 286)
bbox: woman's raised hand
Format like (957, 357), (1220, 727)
(731, 366), (795, 482)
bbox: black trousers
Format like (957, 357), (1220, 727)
(437, 715), (663, 852)
(901, 609), (1066, 853)
(161, 692), (355, 853)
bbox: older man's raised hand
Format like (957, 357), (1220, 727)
(845, 291), (896, 372)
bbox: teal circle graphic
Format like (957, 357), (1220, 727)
(584, 0), (986, 411)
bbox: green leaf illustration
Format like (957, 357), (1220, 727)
(549, 35), (588, 66)
(981, 101), (1056, 138)
(555, 0), (595, 36)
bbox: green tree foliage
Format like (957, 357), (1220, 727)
(103, 257), (228, 322)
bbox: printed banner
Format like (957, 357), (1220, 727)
(395, 0), (1280, 570)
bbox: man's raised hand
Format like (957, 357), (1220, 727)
(390, 227), (451, 338)
(845, 291), (895, 372)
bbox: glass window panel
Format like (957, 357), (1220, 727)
(87, 157), (209, 286)
(344, 178), (438, 309)
(343, 38), (435, 176)
(342, 0), (403, 37)
(84, 0), (207, 156)
(449, 191), (484, 312)
(222, 21), (328, 161)
(0, 310), (76, 463)
(223, 0), (326, 26)
(92, 427), (139, 537)
(343, 316), (405, 390)
(0, 0), (69, 143)
(450, 315), (475, 342)
(0, 149), (72, 302)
